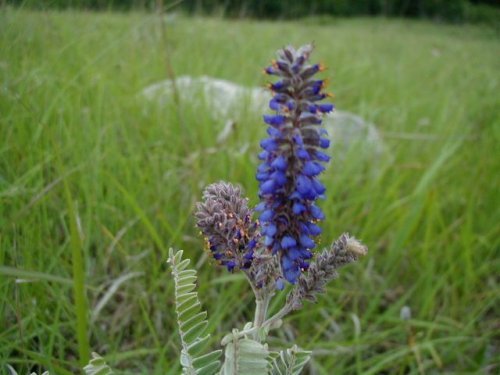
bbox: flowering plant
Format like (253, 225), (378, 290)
(82, 43), (367, 375)
(177, 43), (367, 374)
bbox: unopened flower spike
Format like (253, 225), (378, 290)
(195, 181), (259, 272)
(257, 44), (335, 284)
(286, 234), (367, 311)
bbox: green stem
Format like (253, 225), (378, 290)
(244, 271), (272, 341)
(262, 305), (292, 328)
(237, 304), (293, 340)
(63, 180), (90, 366)
(252, 295), (271, 341)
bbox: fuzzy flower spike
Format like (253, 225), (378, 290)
(257, 44), (334, 284)
(195, 182), (259, 272)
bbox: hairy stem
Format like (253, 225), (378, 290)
(244, 271), (273, 341)
(252, 295), (271, 341)
(262, 305), (292, 328)
(234, 303), (291, 340)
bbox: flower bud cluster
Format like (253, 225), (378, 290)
(285, 233), (367, 310)
(195, 182), (259, 272)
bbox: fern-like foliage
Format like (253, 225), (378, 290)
(270, 345), (312, 375)
(220, 329), (270, 375)
(83, 352), (113, 375)
(168, 249), (222, 375)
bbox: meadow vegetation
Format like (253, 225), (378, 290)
(0, 7), (499, 374)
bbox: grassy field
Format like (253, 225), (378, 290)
(1, 7), (499, 374)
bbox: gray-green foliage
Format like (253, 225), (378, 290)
(220, 329), (270, 375)
(7, 357), (114, 375)
(168, 249), (222, 375)
(5, 366), (49, 375)
(83, 353), (113, 375)
(270, 345), (312, 375)
(168, 248), (316, 375)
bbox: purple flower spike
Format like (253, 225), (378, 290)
(258, 44), (333, 284)
(195, 182), (260, 272)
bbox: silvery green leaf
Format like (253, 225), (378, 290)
(221, 335), (269, 375)
(270, 345), (312, 375)
(168, 249), (222, 375)
(83, 352), (113, 375)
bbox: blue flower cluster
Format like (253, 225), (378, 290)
(256, 44), (334, 285)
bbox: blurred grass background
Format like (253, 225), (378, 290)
(0, 3), (499, 374)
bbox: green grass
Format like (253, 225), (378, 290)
(1, 7), (499, 374)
